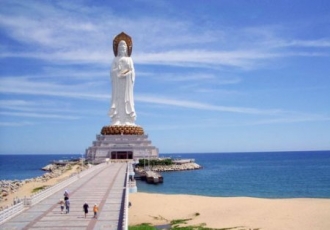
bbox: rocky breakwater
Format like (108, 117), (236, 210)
(151, 162), (202, 172)
(0, 180), (25, 203)
(136, 162), (202, 173)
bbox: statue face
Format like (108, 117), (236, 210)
(118, 41), (127, 56)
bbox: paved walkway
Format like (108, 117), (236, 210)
(0, 163), (128, 230)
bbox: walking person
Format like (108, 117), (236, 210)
(83, 202), (89, 218)
(64, 190), (69, 200)
(93, 203), (98, 219)
(58, 199), (65, 214)
(65, 199), (70, 214)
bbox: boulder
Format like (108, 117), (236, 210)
(42, 164), (55, 171)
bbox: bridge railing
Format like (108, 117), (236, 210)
(127, 162), (137, 193)
(0, 201), (25, 225)
(118, 163), (129, 230)
(124, 163), (129, 230)
(0, 163), (105, 225)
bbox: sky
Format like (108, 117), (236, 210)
(0, 0), (330, 155)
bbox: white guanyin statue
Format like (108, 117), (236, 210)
(109, 32), (136, 126)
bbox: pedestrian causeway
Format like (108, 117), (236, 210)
(0, 163), (128, 230)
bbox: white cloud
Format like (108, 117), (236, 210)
(40, 67), (107, 80)
(152, 73), (241, 85)
(0, 76), (279, 116)
(1, 0), (328, 71)
(1, 75), (324, 121)
(0, 99), (73, 113)
(0, 121), (34, 127)
(1, 0), (329, 148)
(275, 39), (330, 48)
(1, 48), (328, 70)
(135, 95), (283, 115)
(156, 73), (217, 82)
(246, 114), (330, 125)
(0, 77), (108, 100)
(0, 111), (79, 119)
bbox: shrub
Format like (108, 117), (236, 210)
(138, 158), (173, 167)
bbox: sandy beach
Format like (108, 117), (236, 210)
(129, 192), (330, 230)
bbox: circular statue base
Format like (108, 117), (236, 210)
(101, 125), (145, 135)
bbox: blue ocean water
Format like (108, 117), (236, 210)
(0, 154), (80, 180)
(137, 151), (330, 198)
(0, 151), (329, 198)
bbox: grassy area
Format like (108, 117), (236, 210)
(129, 223), (156, 230)
(32, 185), (48, 193)
(128, 224), (244, 230)
(128, 220), (259, 230)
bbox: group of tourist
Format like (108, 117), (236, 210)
(58, 189), (98, 218)
(83, 201), (98, 219)
(58, 190), (70, 214)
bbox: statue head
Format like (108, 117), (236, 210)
(113, 32), (132, 57)
(118, 40), (128, 57)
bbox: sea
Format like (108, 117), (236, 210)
(0, 151), (329, 198)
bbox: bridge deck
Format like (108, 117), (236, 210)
(0, 163), (128, 230)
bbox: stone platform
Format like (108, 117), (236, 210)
(85, 134), (159, 164)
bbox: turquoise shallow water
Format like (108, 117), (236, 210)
(136, 151), (330, 198)
(0, 151), (329, 198)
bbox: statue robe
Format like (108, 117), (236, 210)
(109, 56), (136, 125)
